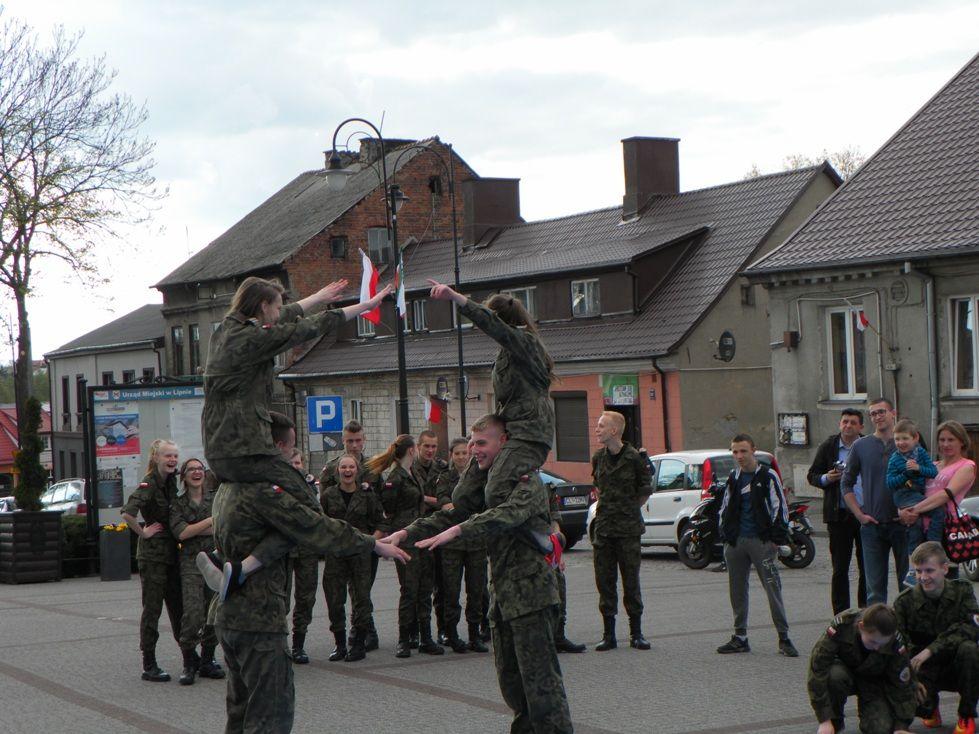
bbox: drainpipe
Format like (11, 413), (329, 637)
(903, 261), (939, 443)
(653, 360), (671, 452)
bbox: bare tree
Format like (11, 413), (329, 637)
(0, 15), (161, 430)
(744, 145), (866, 181)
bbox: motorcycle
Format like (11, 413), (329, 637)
(778, 501), (816, 569)
(678, 486), (816, 570)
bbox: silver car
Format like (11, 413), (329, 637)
(40, 479), (87, 515)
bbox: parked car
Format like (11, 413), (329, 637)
(540, 468), (596, 550)
(958, 495), (979, 581)
(0, 496), (16, 512)
(40, 479), (87, 515)
(587, 449), (781, 549)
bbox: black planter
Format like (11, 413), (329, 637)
(0, 511), (63, 584)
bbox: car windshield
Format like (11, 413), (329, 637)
(539, 470), (568, 485)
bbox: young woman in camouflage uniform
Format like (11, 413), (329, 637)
(121, 439), (184, 682)
(169, 458), (225, 685)
(367, 435), (445, 658)
(320, 454), (384, 662)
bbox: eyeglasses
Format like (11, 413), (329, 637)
(868, 409), (889, 417)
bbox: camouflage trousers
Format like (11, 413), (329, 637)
(323, 550), (374, 633)
(432, 548), (445, 632)
(137, 559), (182, 653)
(491, 604), (573, 734)
(440, 547), (488, 629)
(395, 546), (434, 630)
(554, 568), (568, 635)
(178, 555), (216, 652)
(824, 662), (909, 734)
(592, 534), (643, 619)
(916, 640), (979, 719)
(289, 550), (320, 637)
(485, 439), (552, 539)
(218, 628), (294, 734)
(209, 456), (320, 567)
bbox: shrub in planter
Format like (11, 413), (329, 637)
(61, 515), (91, 578)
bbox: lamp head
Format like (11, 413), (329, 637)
(324, 150), (352, 192)
(390, 184), (408, 214)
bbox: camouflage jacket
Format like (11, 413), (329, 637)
(458, 298), (554, 446)
(320, 483), (383, 535)
(894, 578), (979, 658)
(169, 487), (216, 557)
(404, 459), (559, 621)
(379, 464), (425, 533)
(807, 609), (915, 726)
(434, 464), (486, 552)
(121, 470), (179, 564)
(591, 443), (652, 538)
(414, 457), (448, 516)
(202, 303), (343, 460)
(318, 454), (379, 493)
(211, 480), (375, 633)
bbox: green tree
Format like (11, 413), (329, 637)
(0, 15), (162, 433)
(13, 396), (45, 511)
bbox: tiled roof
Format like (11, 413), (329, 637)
(155, 139), (439, 288)
(749, 52), (979, 274)
(284, 165), (827, 377)
(0, 404), (52, 466)
(45, 304), (164, 358)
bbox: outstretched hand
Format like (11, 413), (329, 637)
(370, 283), (394, 306)
(378, 529), (408, 547)
(317, 280), (349, 304)
(374, 539), (410, 564)
(427, 279), (465, 305)
(414, 524), (462, 551)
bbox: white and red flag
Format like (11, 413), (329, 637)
(359, 250), (381, 324)
(855, 309), (870, 332)
(394, 262), (406, 319)
(424, 397), (442, 423)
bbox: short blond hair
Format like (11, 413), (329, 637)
(601, 411), (626, 435)
(910, 541), (949, 566)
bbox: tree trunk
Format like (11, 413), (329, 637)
(14, 290), (32, 444)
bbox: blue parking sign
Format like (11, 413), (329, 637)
(306, 396), (343, 434)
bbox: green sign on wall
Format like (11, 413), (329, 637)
(600, 374), (639, 406)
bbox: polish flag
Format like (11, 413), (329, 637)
(855, 310), (870, 332)
(424, 397), (442, 423)
(394, 262), (406, 319)
(359, 250), (381, 324)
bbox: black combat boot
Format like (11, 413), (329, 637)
(467, 622), (489, 652)
(595, 615), (617, 651)
(554, 618), (587, 653)
(141, 650), (171, 682)
(328, 630), (348, 662)
(291, 632), (309, 664)
(444, 625), (468, 654)
(408, 625), (420, 650)
(629, 616), (651, 650)
(178, 648), (199, 686)
(437, 628), (449, 645)
(365, 618), (379, 652)
(345, 628), (367, 662)
(198, 646), (225, 679)
(417, 620), (445, 655)
(479, 615), (491, 642)
(395, 625), (412, 658)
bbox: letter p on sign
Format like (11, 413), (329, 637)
(306, 396), (343, 434)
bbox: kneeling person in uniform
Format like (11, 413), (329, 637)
(807, 603), (916, 734)
(894, 541), (979, 734)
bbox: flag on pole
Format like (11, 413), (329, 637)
(855, 309), (870, 332)
(359, 250), (381, 324)
(395, 262), (406, 319)
(424, 397), (442, 423)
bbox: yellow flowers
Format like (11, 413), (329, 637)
(101, 522), (129, 532)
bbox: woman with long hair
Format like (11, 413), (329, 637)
(121, 439), (184, 681)
(369, 434), (444, 657)
(320, 453), (384, 662)
(169, 458), (225, 685)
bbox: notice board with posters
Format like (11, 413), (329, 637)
(87, 382), (204, 528)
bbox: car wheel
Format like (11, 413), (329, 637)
(962, 559), (979, 582)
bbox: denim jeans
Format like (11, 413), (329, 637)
(860, 522), (909, 605)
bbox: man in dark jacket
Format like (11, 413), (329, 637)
(807, 408), (866, 614)
(716, 433), (798, 657)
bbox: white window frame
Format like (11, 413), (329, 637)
(357, 316), (376, 338)
(571, 279), (600, 318)
(501, 286), (537, 319)
(452, 297), (474, 330)
(350, 399), (364, 423)
(950, 295), (979, 396)
(825, 307), (867, 399)
(367, 227), (392, 266)
(411, 300), (427, 332)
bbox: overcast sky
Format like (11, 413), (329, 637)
(4, 0), (978, 356)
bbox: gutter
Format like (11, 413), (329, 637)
(653, 360), (672, 452)
(903, 261), (939, 443)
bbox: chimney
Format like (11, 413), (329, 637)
(357, 138), (416, 165)
(462, 178), (521, 245)
(621, 137), (680, 220)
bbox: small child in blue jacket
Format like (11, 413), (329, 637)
(887, 419), (940, 561)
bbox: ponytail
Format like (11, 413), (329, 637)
(365, 434), (415, 476)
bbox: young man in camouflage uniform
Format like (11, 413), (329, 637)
(381, 414), (573, 733)
(212, 435), (409, 733)
(414, 429), (448, 642)
(590, 410), (652, 651)
(893, 541), (979, 734)
(286, 446), (321, 665)
(547, 477), (586, 654)
(807, 603), (916, 734)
